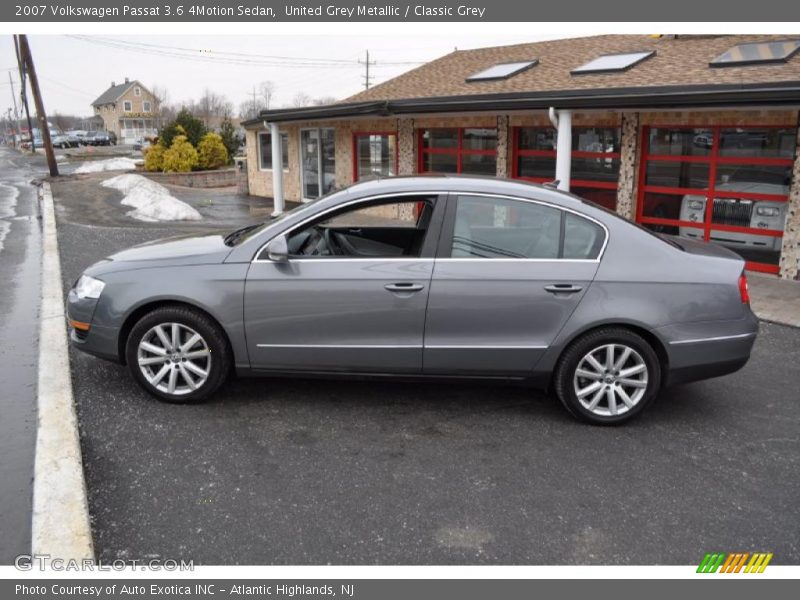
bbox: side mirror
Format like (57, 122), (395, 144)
(265, 235), (289, 262)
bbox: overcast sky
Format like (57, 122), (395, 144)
(1, 33), (566, 118)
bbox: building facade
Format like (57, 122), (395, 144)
(244, 35), (800, 278)
(91, 78), (159, 144)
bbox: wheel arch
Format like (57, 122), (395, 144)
(117, 299), (233, 366)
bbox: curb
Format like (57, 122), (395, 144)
(31, 182), (94, 559)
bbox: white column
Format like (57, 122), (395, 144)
(555, 109), (572, 192)
(269, 122), (284, 216)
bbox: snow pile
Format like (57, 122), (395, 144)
(101, 174), (202, 222)
(75, 157), (138, 173)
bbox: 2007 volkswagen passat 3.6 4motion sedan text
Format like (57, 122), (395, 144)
(67, 176), (758, 424)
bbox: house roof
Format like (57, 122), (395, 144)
(346, 34), (800, 102)
(248, 34), (800, 125)
(91, 80), (145, 106)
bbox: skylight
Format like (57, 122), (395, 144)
(465, 60), (538, 82)
(571, 51), (655, 75)
(710, 40), (800, 67)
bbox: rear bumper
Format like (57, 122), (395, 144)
(656, 315), (759, 386)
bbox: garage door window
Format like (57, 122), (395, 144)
(512, 126), (621, 211)
(419, 128), (497, 176)
(637, 125), (797, 274)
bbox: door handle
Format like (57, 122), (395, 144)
(385, 282), (425, 293)
(544, 284), (583, 294)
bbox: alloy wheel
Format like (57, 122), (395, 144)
(573, 343), (648, 417)
(137, 322), (211, 396)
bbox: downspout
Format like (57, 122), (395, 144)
(265, 119), (284, 216)
(549, 107), (572, 192)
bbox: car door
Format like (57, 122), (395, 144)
(423, 193), (605, 376)
(244, 194), (444, 373)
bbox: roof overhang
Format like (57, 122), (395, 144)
(247, 81), (800, 125)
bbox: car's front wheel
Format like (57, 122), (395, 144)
(554, 328), (661, 425)
(125, 305), (231, 403)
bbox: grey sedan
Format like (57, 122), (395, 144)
(67, 176), (758, 424)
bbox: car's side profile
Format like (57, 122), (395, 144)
(67, 176), (758, 424)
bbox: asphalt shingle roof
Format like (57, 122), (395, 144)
(91, 81), (135, 106)
(345, 35), (800, 103)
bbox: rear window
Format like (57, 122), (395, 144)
(563, 212), (605, 259)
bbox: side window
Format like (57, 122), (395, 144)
(451, 195), (561, 258)
(563, 212), (605, 259)
(286, 197), (435, 258)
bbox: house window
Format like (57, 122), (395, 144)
(134, 86), (141, 96)
(258, 131), (289, 171)
(123, 101), (132, 112)
(142, 101), (152, 113)
(353, 132), (397, 181)
(418, 128), (497, 176)
(512, 126), (621, 211)
(637, 125), (797, 275)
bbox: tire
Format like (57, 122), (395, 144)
(554, 328), (661, 425)
(124, 305), (231, 404)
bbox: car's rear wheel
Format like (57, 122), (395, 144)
(125, 305), (231, 403)
(554, 328), (661, 425)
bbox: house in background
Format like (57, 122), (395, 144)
(91, 78), (159, 144)
(243, 34), (800, 279)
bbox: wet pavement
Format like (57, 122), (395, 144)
(0, 147), (43, 563)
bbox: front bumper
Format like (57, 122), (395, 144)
(66, 289), (121, 363)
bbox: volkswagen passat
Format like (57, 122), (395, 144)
(67, 176), (758, 424)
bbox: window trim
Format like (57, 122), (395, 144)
(417, 127), (498, 175)
(122, 100), (132, 112)
(436, 192), (609, 262)
(511, 126), (622, 192)
(352, 131), (399, 182)
(636, 124), (796, 275)
(258, 130), (289, 172)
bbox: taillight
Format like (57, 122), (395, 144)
(738, 272), (750, 304)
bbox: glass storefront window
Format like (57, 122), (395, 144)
(354, 133), (396, 181)
(648, 128), (712, 156)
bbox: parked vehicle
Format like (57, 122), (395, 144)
(85, 131), (116, 146)
(50, 134), (80, 149)
(678, 166), (790, 252)
(67, 176), (758, 424)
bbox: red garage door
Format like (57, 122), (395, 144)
(636, 125), (796, 274)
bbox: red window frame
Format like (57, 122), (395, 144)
(417, 127), (497, 174)
(510, 126), (621, 191)
(352, 131), (399, 182)
(636, 124), (794, 275)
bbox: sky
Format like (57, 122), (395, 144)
(1, 33), (567, 119)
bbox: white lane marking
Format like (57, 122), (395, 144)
(31, 182), (94, 559)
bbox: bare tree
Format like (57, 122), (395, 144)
(312, 96), (338, 106)
(291, 92), (313, 108)
(194, 89), (233, 128)
(150, 84), (175, 127)
(259, 81), (276, 110)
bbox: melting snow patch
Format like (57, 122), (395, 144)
(75, 157), (138, 173)
(101, 174), (202, 222)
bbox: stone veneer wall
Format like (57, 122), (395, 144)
(616, 112), (639, 220)
(496, 115), (509, 178)
(397, 117), (416, 175)
(779, 122), (800, 280)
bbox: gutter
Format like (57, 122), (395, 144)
(247, 81), (800, 124)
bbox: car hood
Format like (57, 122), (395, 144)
(85, 231), (234, 276)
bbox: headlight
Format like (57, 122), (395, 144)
(756, 206), (780, 217)
(74, 275), (106, 299)
(687, 199), (705, 211)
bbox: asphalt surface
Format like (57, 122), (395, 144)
(51, 201), (800, 566)
(0, 147), (43, 563)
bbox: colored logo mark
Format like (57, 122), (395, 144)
(697, 552), (773, 573)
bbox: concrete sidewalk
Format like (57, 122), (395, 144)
(749, 272), (800, 328)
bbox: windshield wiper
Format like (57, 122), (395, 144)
(224, 223), (261, 246)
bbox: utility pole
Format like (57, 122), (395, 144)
(14, 35), (36, 155)
(249, 85), (259, 118)
(359, 50), (375, 90)
(17, 34), (58, 176)
(8, 72), (19, 145)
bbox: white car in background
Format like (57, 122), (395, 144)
(679, 166), (789, 252)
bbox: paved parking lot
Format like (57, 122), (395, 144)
(56, 213), (800, 565)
